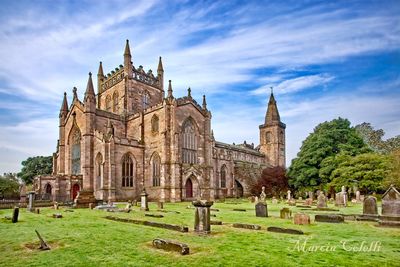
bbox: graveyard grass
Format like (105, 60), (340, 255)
(0, 201), (399, 267)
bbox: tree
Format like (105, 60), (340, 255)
(328, 153), (391, 193)
(0, 173), (20, 199)
(355, 122), (400, 154)
(250, 166), (288, 197)
(18, 156), (52, 184)
(288, 118), (369, 190)
(383, 149), (400, 189)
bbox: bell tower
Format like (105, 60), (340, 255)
(259, 89), (286, 167)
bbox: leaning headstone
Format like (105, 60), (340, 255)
(12, 207), (19, 223)
(280, 208), (292, 219)
(152, 238), (189, 255)
(27, 191), (35, 212)
(317, 192), (328, 209)
(293, 213), (310, 225)
(255, 202), (268, 217)
(140, 189), (149, 211)
(192, 200), (213, 234)
(315, 214), (344, 223)
(363, 196), (378, 216)
(35, 230), (50, 250)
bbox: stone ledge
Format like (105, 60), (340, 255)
(232, 223), (261, 230)
(315, 214), (344, 223)
(267, 226), (304, 235)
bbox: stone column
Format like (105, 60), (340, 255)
(192, 200), (213, 234)
(27, 191), (35, 212)
(140, 189), (149, 211)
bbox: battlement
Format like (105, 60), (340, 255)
(132, 65), (160, 89)
(100, 65), (125, 92)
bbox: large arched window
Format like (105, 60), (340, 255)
(122, 154), (134, 187)
(113, 92), (119, 112)
(182, 119), (197, 164)
(151, 115), (159, 133)
(152, 153), (161, 187)
(71, 128), (81, 175)
(220, 165), (226, 188)
(142, 91), (150, 110)
(106, 95), (112, 111)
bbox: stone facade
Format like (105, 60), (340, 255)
(33, 40), (286, 203)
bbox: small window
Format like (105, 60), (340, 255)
(151, 115), (159, 133)
(266, 131), (271, 143)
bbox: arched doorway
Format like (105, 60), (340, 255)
(185, 179), (193, 198)
(72, 184), (80, 200)
(44, 184), (52, 200)
(235, 180), (244, 198)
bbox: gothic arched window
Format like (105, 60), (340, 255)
(95, 153), (103, 190)
(152, 153), (161, 187)
(182, 119), (197, 164)
(266, 131), (271, 143)
(151, 115), (159, 133)
(71, 128), (81, 175)
(220, 165), (226, 188)
(142, 91), (150, 110)
(122, 154), (134, 187)
(113, 92), (119, 112)
(106, 95), (112, 111)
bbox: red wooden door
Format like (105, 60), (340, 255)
(185, 179), (193, 198)
(72, 184), (80, 200)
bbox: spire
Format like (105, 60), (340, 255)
(59, 92), (69, 118)
(124, 39), (131, 57)
(265, 89), (280, 124)
(167, 80), (173, 98)
(202, 95), (207, 109)
(157, 56), (164, 72)
(84, 72), (95, 102)
(97, 61), (104, 77)
(72, 87), (78, 102)
(187, 87), (192, 98)
(211, 130), (215, 141)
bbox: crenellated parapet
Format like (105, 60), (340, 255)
(132, 65), (160, 88)
(100, 65), (125, 92)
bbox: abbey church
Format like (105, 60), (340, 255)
(33, 40), (286, 204)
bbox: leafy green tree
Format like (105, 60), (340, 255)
(0, 173), (20, 199)
(18, 156), (53, 184)
(383, 149), (400, 189)
(288, 118), (369, 190)
(328, 153), (391, 193)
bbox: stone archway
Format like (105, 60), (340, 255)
(235, 180), (244, 198)
(184, 175), (199, 200)
(185, 179), (193, 198)
(44, 183), (52, 200)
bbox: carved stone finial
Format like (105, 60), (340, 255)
(202, 95), (207, 109)
(188, 87), (192, 98)
(72, 87), (78, 101)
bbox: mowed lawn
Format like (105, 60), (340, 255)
(0, 200), (399, 267)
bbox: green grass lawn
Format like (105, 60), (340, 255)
(0, 200), (399, 267)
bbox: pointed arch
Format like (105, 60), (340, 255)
(69, 126), (81, 175)
(95, 153), (103, 191)
(151, 152), (161, 187)
(184, 174), (199, 199)
(121, 153), (136, 187)
(220, 165), (227, 188)
(106, 95), (112, 111)
(151, 114), (159, 133)
(112, 91), (119, 112)
(182, 117), (198, 164)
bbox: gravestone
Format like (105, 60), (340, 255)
(53, 202), (59, 210)
(35, 230), (50, 250)
(157, 201), (164, 210)
(255, 203), (268, 217)
(356, 191), (361, 203)
(53, 213), (62, 218)
(381, 185), (400, 216)
(272, 197), (278, 204)
(293, 213), (310, 225)
(19, 184), (27, 203)
(27, 191), (35, 212)
(267, 226), (303, 235)
(335, 186), (347, 207)
(152, 238), (189, 255)
(317, 192), (328, 208)
(315, 214), (344, 223)
(304, 198), (313, 206)
(35, 208), (40, 214)
(298, 197), (303, 201)
(140, 189), (149, 211)
(233, 223), (261, 230)
(12, 207), (19, 223)
(287, 190), (291, 201)
(280, 208), (292, 219)
(193, 200), (213, 234)
(363, 196), (378, 215)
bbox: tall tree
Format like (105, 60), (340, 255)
(18, 156), (52, 184)
(383, 149), (400, 189)
(288, 118), (369, 190)
(250, 166), (288, 197)
(355, 122), (400, 154)
(328, 153), (391, 193)
(0, 173), (20, 199)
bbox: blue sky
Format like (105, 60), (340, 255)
(0, 0), (399, 174)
